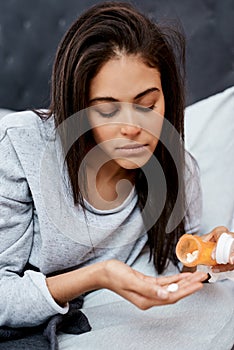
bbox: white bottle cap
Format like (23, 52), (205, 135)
(215, 233), (234, 264)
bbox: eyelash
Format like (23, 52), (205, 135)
(98, 104), (156, 118)
(136, 104), (156, 112)
(99, 110), (119, 118)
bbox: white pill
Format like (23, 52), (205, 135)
(166, 283), (179, 292)
(186, 250), (199, 263)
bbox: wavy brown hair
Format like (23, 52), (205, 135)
(40, 1), (186, 273)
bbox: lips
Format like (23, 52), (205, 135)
(115, 143), (148, 155)
(116, 143), (147, 150)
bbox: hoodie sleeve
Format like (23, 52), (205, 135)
(0, 129), (68, 327)
(184, 151), (202, 234)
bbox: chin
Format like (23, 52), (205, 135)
(116, 157), (150, 170)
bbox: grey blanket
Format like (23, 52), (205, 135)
(0, 297), (91, 350)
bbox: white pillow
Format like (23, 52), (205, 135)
(0, 108), (14, 119)
(185, 86), (234, 233)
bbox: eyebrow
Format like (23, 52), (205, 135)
(89, 87), (159, 104)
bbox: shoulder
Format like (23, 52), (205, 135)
(184, 150), (201, 203)
(184, 151), (202, 234)
(184, 150), (200, 180)
(0, 110), (55, 142)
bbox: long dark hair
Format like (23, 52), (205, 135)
(40, 1), (186, 273)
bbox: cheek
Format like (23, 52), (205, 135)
(148, 136), (159, 155)
(91, 125), (116, 145)
(143, 114), (164, 143)
(156, 92), (165, 118)
(160, 97), (165, 116)
(91, 127), (102, 144)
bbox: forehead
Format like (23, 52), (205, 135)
(89, 55), (162, 101)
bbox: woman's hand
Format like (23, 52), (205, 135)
(202, 226), (234, 272)
(47, 259), (207, 309)
(201, 226), (229, 242)
(101, 259), (208, 310)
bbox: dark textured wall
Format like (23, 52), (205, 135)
(0, 0), (233, 110)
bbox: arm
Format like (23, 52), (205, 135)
(0, 132), (68, 327)
(46, 259), (208, 310)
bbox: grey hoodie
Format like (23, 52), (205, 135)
(0, 111), (201, 327)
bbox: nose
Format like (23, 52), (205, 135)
(120, 105), (142, 137)
(120, 123), (141, 137)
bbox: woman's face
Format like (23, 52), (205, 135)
(87, 55), (165, 170)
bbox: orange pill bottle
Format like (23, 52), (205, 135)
(175, 234), (217, 267)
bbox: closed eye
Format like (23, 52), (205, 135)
(135, 104), (155, 113)
(98, 109), (119, 118)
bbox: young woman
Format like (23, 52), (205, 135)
(0, 0), (222, 345)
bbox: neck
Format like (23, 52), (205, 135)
(84, 148), (136, 210)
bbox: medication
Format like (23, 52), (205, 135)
(175, 234), (216, 267)
(176, 233), (234, 267)
(186, 250), (199, 263)
(167, 283), (179, 292)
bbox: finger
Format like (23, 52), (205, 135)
(157, 271), (207, 288)
(230, 254), (234, 265)
(165, 271), (207, 299)
(154, 272), (193, 287)
(157, 278), (204, 305)
(121, 275), (205, 309)
(132, 274), (185, 300)
(201, 233), (213, 242)
(121, 280), (170, 306)
(211, 264), (234, 273)
(128, 270), (207, 303)
(167, 280), (204, 303)
(150, 271), (207, 300)
(127, 272), (170, 300)
(211, 226), (229, 240)
(179, 271), (208, 285)
(121, 288), (168, 310)
(202, 226), (229, 242)
(173, 271), (207, 290)
(130, 270), (187, 289)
